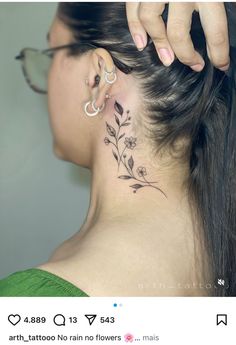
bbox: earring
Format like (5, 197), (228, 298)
(84, 99), (105, 117)
(92, 100), (105, 112)
(104, 66), (117, 84)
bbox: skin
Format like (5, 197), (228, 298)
(126, 2), (230, 72)
(37, 15), (212, 297)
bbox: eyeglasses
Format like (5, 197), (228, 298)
(15, 42), (99, 94)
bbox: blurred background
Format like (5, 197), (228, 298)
(0, 3), (90, 278)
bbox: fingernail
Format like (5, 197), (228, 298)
(133, 34), (145, 51)
(157, 48), (174, 66)
(190, 63), (204, 72)
(219, 63), (230, 71)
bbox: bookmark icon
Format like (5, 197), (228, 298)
(216, 314), (227, 326)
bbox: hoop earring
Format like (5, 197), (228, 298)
(104, 66), (117, 84)
(92, 100), (105, 112)
(84, 100), (105, 117)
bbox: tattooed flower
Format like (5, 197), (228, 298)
(124, 136), (137, 150)
(104, 137), (110, 145)
(137, 166), (147, 177)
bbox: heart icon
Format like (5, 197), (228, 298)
(8, 314), (21, 326)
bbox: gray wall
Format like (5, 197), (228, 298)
(0, 3), (90, 279)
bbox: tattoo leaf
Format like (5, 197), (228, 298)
(118, 175), (132, 179)
(128, 156), (134, 170)
(121, 122), (131, 127)
(118, 133), (125, 140)
(106, 122), (116, 137)
(114, 101), (124, 116)
(112, 150), (118, 162)
(130, 184), (143, 189)
(115, 114), (120, 126)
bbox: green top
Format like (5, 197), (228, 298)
(0, 268), (89, 297)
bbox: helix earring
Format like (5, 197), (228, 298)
(84, 99), (105, 117)
(104, 66), (117, 84)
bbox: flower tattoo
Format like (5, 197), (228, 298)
(124, 136), (137, 150)
(103, 100), (167, 198)
(137, 166), (147, 177)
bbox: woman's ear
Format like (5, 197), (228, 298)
(88, 48), (117, 109)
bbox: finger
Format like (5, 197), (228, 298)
(139, 2), (175, 66)
(167, 3), (205, 71)
(197, 3), (230, 71)
(126, 2), (148, 51)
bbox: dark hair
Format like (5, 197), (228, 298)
(57, 2), (236, 296)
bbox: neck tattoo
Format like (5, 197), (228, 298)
(103, 100), (167, 198)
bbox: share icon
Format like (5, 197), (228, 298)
(85, 314), (97, 326)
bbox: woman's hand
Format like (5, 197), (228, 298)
(126, 2), (230, 72)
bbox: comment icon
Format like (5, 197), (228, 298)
(53, 314), (66, 326)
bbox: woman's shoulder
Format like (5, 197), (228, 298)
(0, 267), (89, 297)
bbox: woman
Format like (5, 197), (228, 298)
(0, 2), (235, 297)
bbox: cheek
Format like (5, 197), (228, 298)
(47, 60), (72, 150)
(46, 56), (89, 160)
(48, 58), (72, 120)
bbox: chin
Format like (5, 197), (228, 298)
(52, 141), (91, 168)
(52, 142), (83, 166)
(52, 141), (68, 161)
